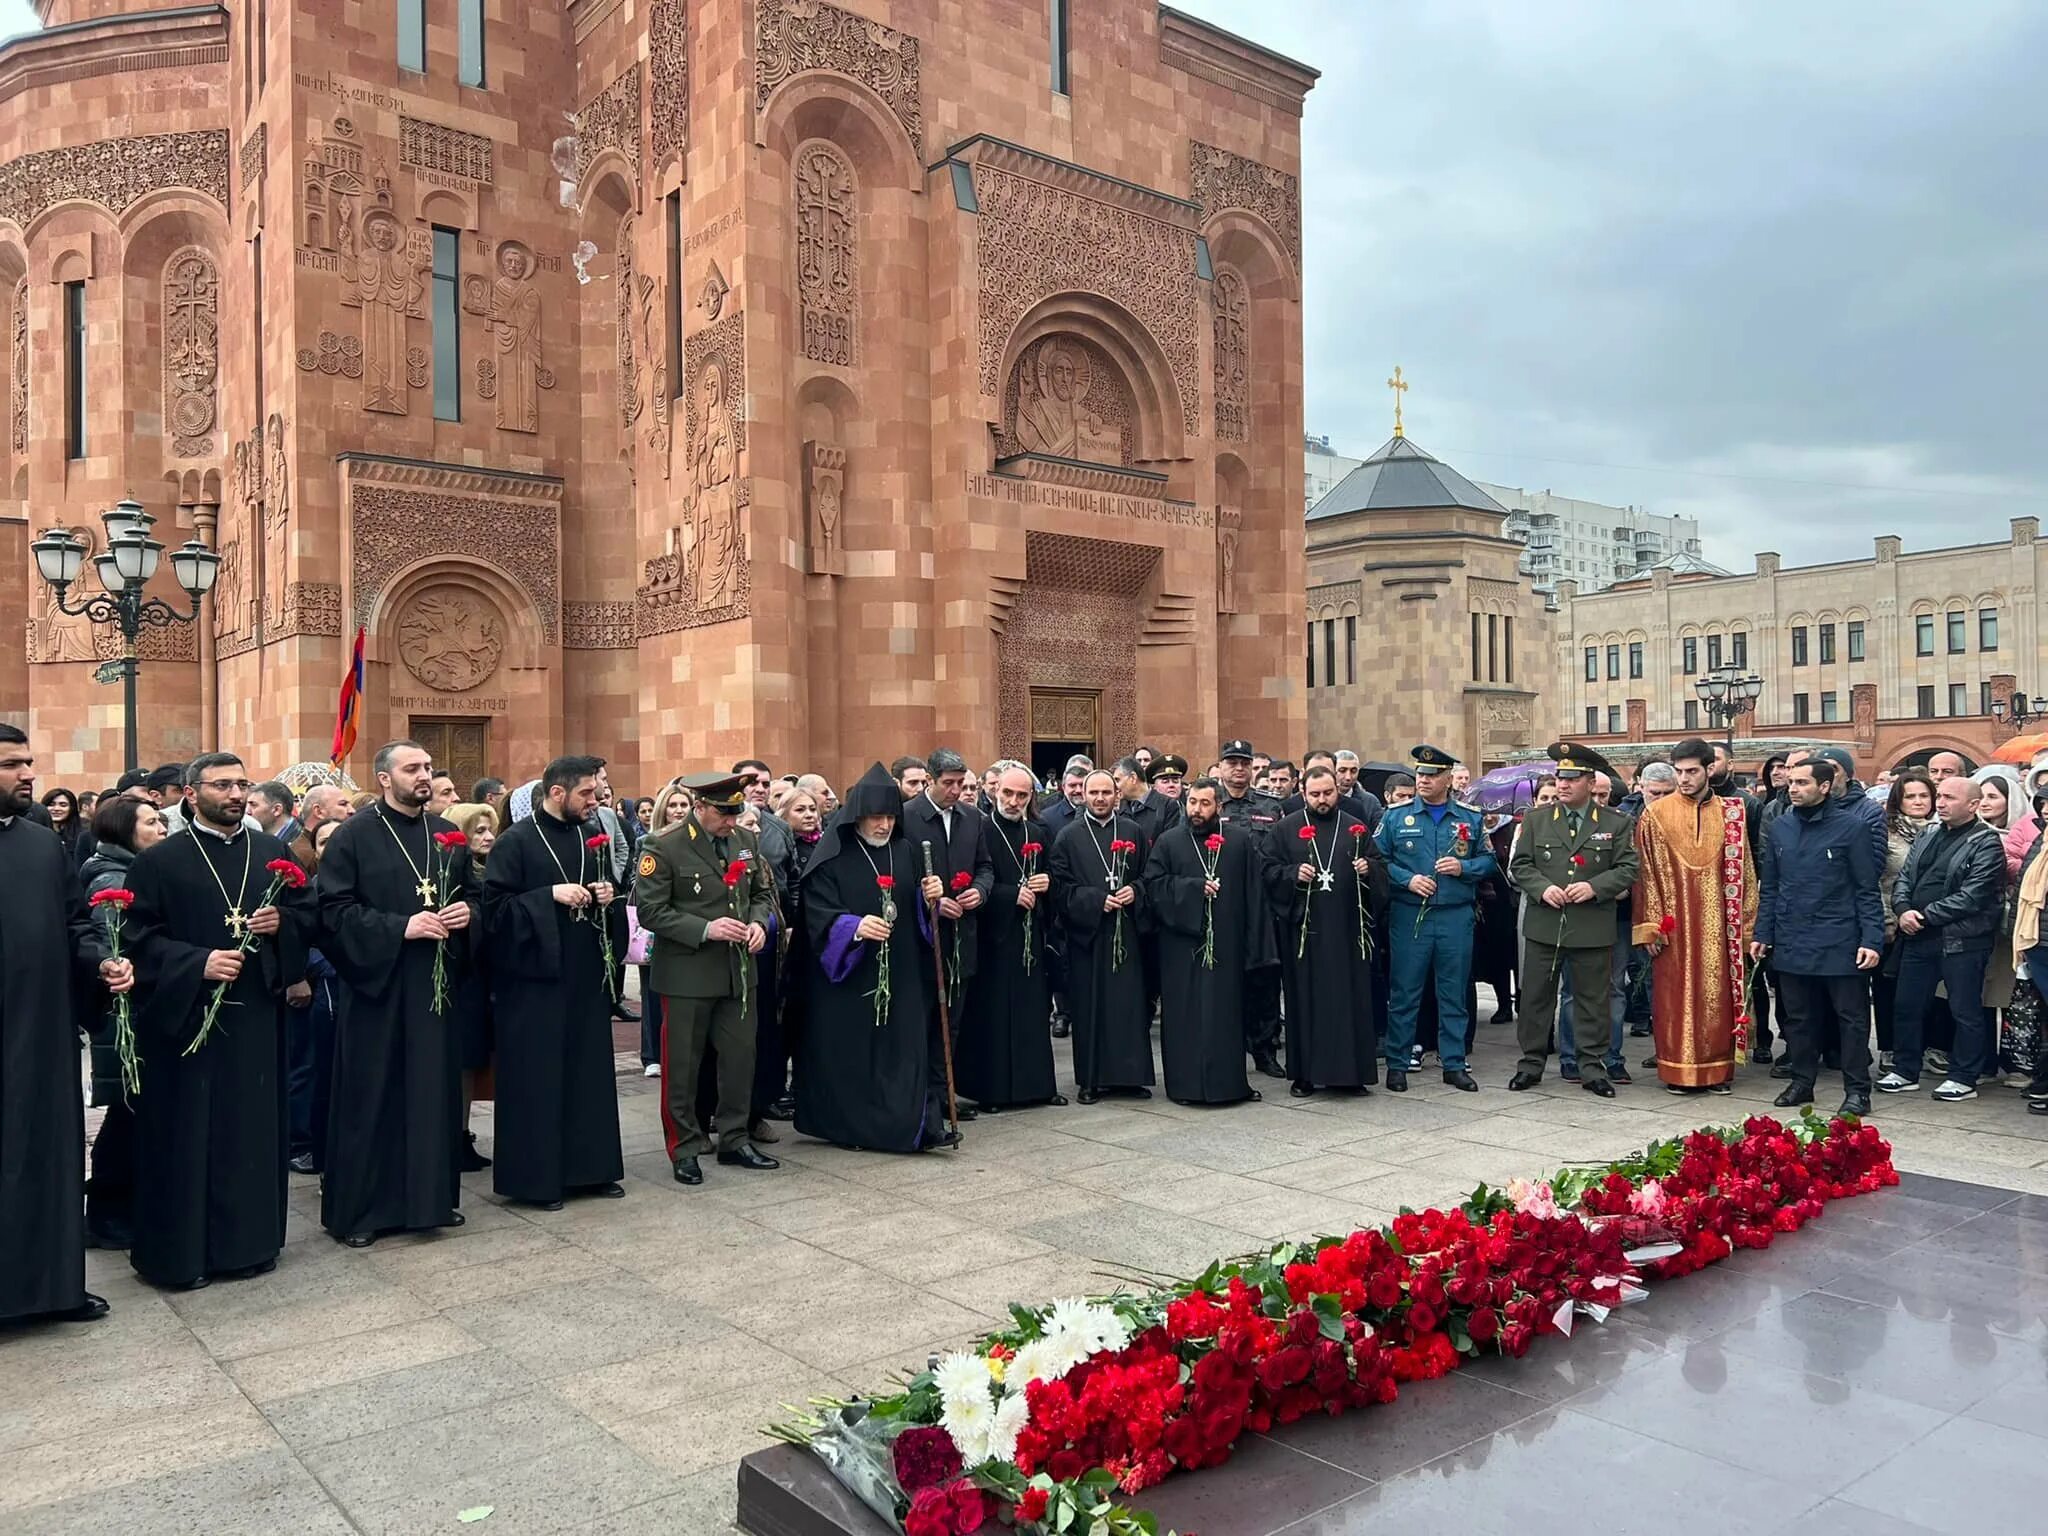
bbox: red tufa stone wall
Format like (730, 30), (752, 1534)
(4, 1), (1312, 794)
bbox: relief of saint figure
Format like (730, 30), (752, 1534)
(486, 241), (542, 432)
(354, 207), (421, 414)
(686, 360), (742, 611)
(1014, 339), (1120, 464)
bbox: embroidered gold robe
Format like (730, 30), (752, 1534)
(1632, 792), (1758, 1087)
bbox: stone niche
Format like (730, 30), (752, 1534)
(994, 335), (1133, 467)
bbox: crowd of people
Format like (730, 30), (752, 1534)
(3, 720), (2043, 1333)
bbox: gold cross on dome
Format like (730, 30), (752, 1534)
(417, 875), (439, 908)
(1388, 365), (1408, 437)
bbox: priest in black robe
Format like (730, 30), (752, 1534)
(124, 754), (311, 1289)
(316, 739), (478, 1247)
(1143, 777), (1274, 1106)
(1262, 764), (1382, 1097)
(1050, 770), (1154, 1104)
(794, 764), (952, 1151)
(482, 754), (626, 1209)
(957, 764), (1063, 1112)
(0, 724), (125, 1325)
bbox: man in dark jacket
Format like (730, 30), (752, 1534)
(1753, 758), (1884, 1116)
(1878, 774), (2008, 1101)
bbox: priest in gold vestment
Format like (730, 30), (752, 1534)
(1631, 740), (1758, 1092)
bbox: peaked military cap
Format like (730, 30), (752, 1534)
(1410, 744), (1458, 773)
(1219, 739), (1255, 761)
(1545, 741), (1616, 781)
(1146, 753), (1189, 782)
(679, 771), (748, 811)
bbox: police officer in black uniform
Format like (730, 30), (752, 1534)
(1141, 755), (1188, 834)
(1215, 739), (1287, 1077)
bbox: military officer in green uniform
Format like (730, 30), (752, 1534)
(634, 772), (781, 1184)
(1507, 742), (1641, 1099)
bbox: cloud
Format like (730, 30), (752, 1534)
(1181, 0), (2047, 572)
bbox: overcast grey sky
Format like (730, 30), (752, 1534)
(1182, 0), (2046, 570)
(5, 1), (2039, 570)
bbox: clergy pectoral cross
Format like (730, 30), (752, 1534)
(224, 908), (250, 940)
(417, 875), (440, 908)
(1316, 870), (1337, 893)
(1105, 873), (1119, 889)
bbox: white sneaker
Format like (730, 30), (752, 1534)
(1932, 1079), (1978, 1103)
(643, 1063), (661, 1078)
(1874, 1072), (1919, 1093)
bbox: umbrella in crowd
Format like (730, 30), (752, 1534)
(1471, 761), (1558, 813)
(1991, 732), (2048, 767)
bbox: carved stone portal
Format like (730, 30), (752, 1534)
(464, 240), (553, 433)
(755, 0), (922, 158)
(793, 141), (856, 367)
(164, 249), (220, 457)
(804, 440), (846, 576)
(999, 336), (1128, 466)
(399, 585), (505, 692)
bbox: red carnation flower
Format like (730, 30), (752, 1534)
(1658, 914), (1678, 935)
(1020, 841), (1043, 858)
(1298, 825), (1316, 841)
(432, 830), (469, 850)
(585, 833), (611, 851)
(88, 887), (135, 908)
(890, 1425), (962, 1494)
(1570, 853), (1587, 868)
(722, 859), (747, 888)
(1351, 824), (1367, 836)
(1204, 833), (1225, 852)
(1016, 1486), (1049, 1523)
(1456, 823), (1471, 838)
(875, 875), (895, 891)
(264, 858), (308, 889)
(950, 870), (973, 891)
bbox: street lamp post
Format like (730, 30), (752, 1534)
(1991, 692), (2048, 735)
(1695, 665), (1765, 755)
(31, 496), (221, 775)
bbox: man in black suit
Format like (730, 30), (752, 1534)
(902, 748), (996, 1122)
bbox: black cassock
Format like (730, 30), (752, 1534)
(958, 812), (1058, 1108)
(482, 812), (624, 1203)
(0, 819), (106, 1322)
(316, 803), (476, 1240)
(1262, 808), (1382, 1089)
(1143, 821), (1275, 1105)
(795, 828), (940, 1150)
(125, 828), (310, 1286)
(1051, 814), (1154, 1092)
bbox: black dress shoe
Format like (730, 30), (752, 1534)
(1490, 1011), (1515, 1026)
(589, 1182), (627, 1199)
(922, 1128), (964, 1150)
(1610, 1063), (1633, 1085)
(84, 1217), (132, 1251)
(443, 1211), (466, 1227)
(1753, 1046), (1775, 1066)
(288, 1152), (318, 1176)
(2029, 1099), (2048, 1116)
(341, 1231), (377, 1249)
(612, 1002), (641, 1022)
(1044, 1094), (1069, 1107)
(765, 1096), (797, 1121)
(1770, 1061), (1794, 1080)
(1076, 1088), (1101, 1105)
(165, 1274), (212, 1291)
(1442, 1069), (1479, 1092)
(533, 1200), (565, 1212)
(217, 1258), (278, 1281)
(52, 1293), (110, 1322)
(1385, 1070), (1408, 1093)
(457, 1145), (492, 1172)
(1051, 1018), (1072, 1039)
(1839, 1093), (1872, 1118)
(1629, 1022), (1653, 1037)
(1133, 1087), (1152, 1100)
(978, 1101), (1003, 1115)
(954, 1104), (979, 1122)
(1254, 1053), (1287, 1080)
(1773, 1082), (1815, 1108)
(1248, 1089), (1264, 1102)
(1289, 1082), (1314, 1098)
(1582, 1078), (1616, 1099)
(673, 1157), (703, 1186)
(716, 1144), (781, 1171)
(1507, 1071), (1542, 1092)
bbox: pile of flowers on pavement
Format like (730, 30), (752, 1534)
(769, 1112), (1896, 1535)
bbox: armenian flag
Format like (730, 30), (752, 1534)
(330, 625), (366, 769)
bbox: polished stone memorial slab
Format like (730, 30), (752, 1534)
(736, 1173), (2048, 1536)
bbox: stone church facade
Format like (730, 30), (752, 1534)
(0, 0), (1313, 789)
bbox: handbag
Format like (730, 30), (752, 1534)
(625, 903), (654, 966)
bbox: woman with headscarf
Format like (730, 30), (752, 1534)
(793, 763), (952, 1151)
(1875, 771), (1935, 1073)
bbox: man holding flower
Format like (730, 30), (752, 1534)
(481, 755), (628, 1208)
(124, 752), (314, 1289)
(957, 763), (1063, 1113)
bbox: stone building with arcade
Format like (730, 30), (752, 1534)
(0, 0), (1313, 789)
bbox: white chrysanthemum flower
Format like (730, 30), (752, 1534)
(986, 1391), (1030, 1466)
(941, 1391), (995, 1465)
(932, 1351), (990, 1412)
(1083, 1304), (1132, 1355)
(1009, 1338), (1060, 1388)
(1046, 1297), (1094, 1342)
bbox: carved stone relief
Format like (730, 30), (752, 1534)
(9, 276), (25, 454)
(239, 124), (267, 189)
(300, 119), (364, 259)
(275, 581), (343, 640)
(163, 249), (220, 457)
(641, 310), (749, 633)
(994, 533), (1156, 764)
(756, 0), (923, 158)
(263, 412), (289, 625)
(804, 440), (846, 576)
(349, 483), (561, 642)
(0, 130), (229, 230)
(615, 214), (640, 433)
(1216, 501), (1242, 615)
(564, 601), (637, 650)
(211, 534), (244, 639)
(399, 116), (494, 184)
(699, 260), (729, 321)
(28, 524), (97, 662)
(793, 141), (857, 367)
(1188, 140), (1302, 271)
(576, 65), (643, 182)
(996, 335), (1131, 466)
(973, 164), (1199, 435)
(399, 584), (504, 691)
(345, 185), (425, 415)
(463, 240), (553, 432)
(637, 273), (671, 475)
(1211, 265), (1248, 443)
(296, 330), (363, 377)
(649, 0), (689, 171)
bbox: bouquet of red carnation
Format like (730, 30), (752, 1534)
(429, 829), (470, 1013)
(190, 858), (307, 1056)
(1200, 831), (1226, 969)
(1109, 839), (1137, 970)
(946, 869), (973, 1005)
(870, 875), (897, 1026)
(723, 857), (751, 1016)
(1350, 824), (1373, 961)
(1018, 841), (1044, 974)
(587, 832), (620, 1002)
(1296, 824), (1319, 958)
(89, 888), (141, 1099)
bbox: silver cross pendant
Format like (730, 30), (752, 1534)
(1316, 870), (1336, 893)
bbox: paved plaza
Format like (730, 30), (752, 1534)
(7, 997), (2048, 1535)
